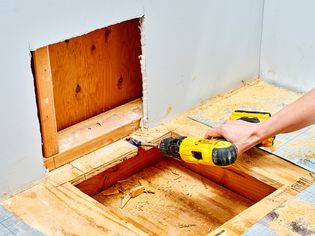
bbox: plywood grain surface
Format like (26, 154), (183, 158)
(49, 18), (142, 130)
(2, 183), (146, 235)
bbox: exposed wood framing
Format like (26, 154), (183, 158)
(33, 18), (143, 166)
(93, 158), (254, 235)
(178, 161), (276, 203)
(32, 46), (59, 157)
(2, 81), (314, 235)
(44, 99), (143, 170)
(77, 148), (164, 196)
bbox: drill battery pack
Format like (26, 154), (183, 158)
(229, 110), (275, 147)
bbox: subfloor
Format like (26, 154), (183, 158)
(1, 80), (314, 235)
(94, 158), (253, 235)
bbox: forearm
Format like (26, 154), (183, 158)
(204, 88), (315, 155)
(257, 88), (315, 142)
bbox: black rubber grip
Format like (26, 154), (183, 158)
(212, 145), (238, 166)
(234, 110), (271, 116)
(159, 136), (186, 158)
(238, 117), (260, 123)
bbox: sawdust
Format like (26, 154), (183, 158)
(191, 80), (302, 125)
(93, 159), (253, 235)
(268, 200), (315, 235)
(165, 79), (303, 136)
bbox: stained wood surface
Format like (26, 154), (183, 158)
(209, 174), (315, 236)
(32, 46), (59, 157)
(93, 158), (254, 235)
(243, 183), (315, 236)
(44, 99), (142, 170)
(48, 18), (142, 131)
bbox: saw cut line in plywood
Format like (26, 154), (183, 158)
(187, 80), (315, 173)
(49, 18), (143, 131)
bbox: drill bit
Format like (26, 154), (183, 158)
(126, 138), (158, 148)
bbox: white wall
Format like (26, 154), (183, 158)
(0, 0), (263, 197)
(0, 0), (144, 199)
(261, 0), (315, 92)
(144, 0), (264, 126)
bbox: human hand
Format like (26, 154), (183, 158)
(204, 120), (263, 155)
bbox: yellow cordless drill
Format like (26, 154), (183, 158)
(128, 110), (274, 167)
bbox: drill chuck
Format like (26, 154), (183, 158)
(159, 136), (185, 159)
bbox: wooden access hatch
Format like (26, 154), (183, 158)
(31, 18), (143, 170)
(76, 148), (277, 235)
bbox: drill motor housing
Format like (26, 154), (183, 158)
(159, 136), (237, 166)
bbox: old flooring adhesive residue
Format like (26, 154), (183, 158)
(243, 184), (315, 236)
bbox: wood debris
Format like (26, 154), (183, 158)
(178, 224), (196, 228)
(121, 185), (145, 208)
(174, 176), (182, 181)
(120, 194), (131, 208)
(144, 190), (155, 194)
(130, 186), (145, 198)
(102, 188), (119, 196)
(117, 179), (129, 183)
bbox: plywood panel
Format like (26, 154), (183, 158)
(48, 18), (142, 131)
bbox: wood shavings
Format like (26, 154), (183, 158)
(102, 188), (119, 196)
(117, 179), (129, 183)
(121, 186), (145, 208)
(144, 190), (155, 194)
(120, 194), (131, 208)
(130, 186), (145, 198)
(174, 176), (182, 181)
(178, 223), (196, 228)
(94, 159), (252, 234)
(139, 179), (155, 194)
